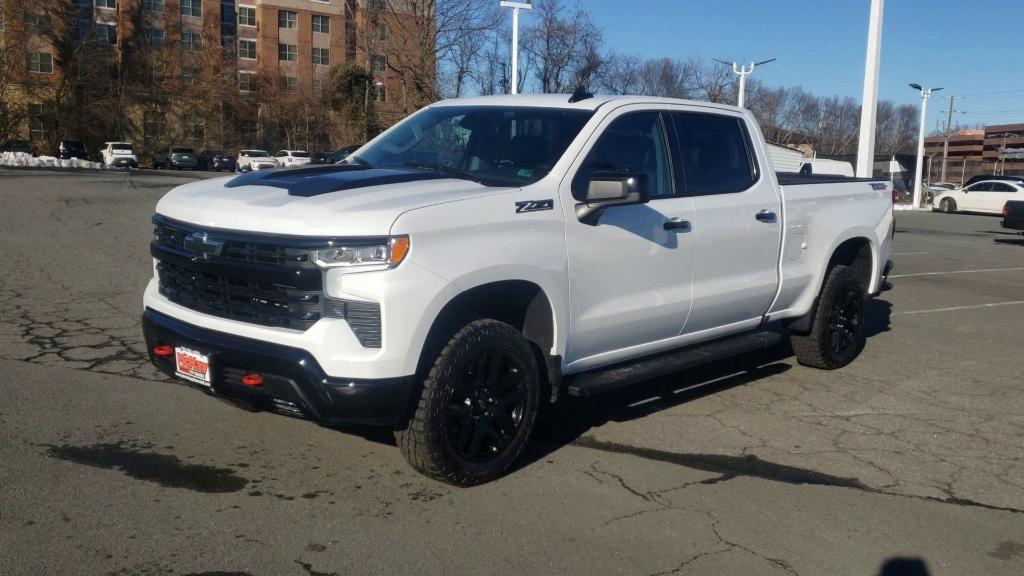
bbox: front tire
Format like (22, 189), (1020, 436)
(942, 198), (957, 214)
(396, 319), (540, 486)
(790, 265), (866, 370)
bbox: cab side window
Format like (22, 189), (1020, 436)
(967, 183), (992, 192)
(672, 112), (758, 195)
(572, 112), (674, 200)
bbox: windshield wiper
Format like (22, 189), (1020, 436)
(402, 161), (483, 183)
(346, 155), (374, 168)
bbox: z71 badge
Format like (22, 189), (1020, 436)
(515, 199), (554, 213)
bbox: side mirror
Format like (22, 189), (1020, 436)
(575, 171), (649, 225)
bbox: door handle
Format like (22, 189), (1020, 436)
(755, 209), (777, 223)
(663, 218), (692, 232)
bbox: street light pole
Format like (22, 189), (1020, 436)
(713, 58), (775, 108)
(910, 83), (942, 208)
(855, 0), (885, 178)
(940, 94), (961, 182)
(500, 1), (532, 95)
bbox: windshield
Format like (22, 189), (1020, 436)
(112, 144), (132, 151)
(242, 150), (269, 157)
(171, 147), (194, 154)
(290, 151), (310, 157)
(355, 106), (593, 186)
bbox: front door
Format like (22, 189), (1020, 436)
(669, 110), (783, 336)
(960, 182), (989, 211)
(562, 109), (695, 369)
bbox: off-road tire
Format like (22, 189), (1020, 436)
(790, 265), (866, 370)
(396, 319), (540, 486)
(942, 198), (956, 214)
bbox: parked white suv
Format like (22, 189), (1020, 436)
(101, 142), (138, 168)
(236, 149), (277, 172)
(274, 150), (312, 167)
(143, 94), (894, 485)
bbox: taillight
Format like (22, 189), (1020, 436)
(1004, 202), (1010, 219)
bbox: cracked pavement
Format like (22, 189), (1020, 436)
(1, 170), (1023, 575)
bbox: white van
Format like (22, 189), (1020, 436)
(799, 158), (855, 177)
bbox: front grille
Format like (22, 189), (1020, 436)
(157, 260), (323, 330)
(152, 215), (384, 346)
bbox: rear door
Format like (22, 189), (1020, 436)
(669, 110), (783, 336)
(979, 182), (1020, 214)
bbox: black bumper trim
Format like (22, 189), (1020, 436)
(142, 308), (415, 427)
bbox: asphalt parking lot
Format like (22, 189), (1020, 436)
(1, 169), (1022, 576)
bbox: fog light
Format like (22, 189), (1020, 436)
(153, 345), (173, 357)
(242, 373), (264, 387)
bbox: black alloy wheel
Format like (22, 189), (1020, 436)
(396, 319), (541, 486)
(446, 348), (529, 463)
(826, 286), (862, 355)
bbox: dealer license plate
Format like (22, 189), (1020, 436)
(175, 347), (212, 386)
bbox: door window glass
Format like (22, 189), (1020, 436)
(990, 183), (1016, 192)
(573, 112), (673, 200)
(672, 112), (758, 195)
(967, 183), (992, 192)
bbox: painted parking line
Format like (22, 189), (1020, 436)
(893, 251), (930, 255)
(889, 266), (1024, 279)
(894, 300), (1024, 316)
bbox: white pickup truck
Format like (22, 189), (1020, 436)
(143, 94), (894, 485)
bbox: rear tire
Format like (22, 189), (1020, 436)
(396, 319), (540, 486)
(942, 198), (957, 213)
(790, 265), (866, 370)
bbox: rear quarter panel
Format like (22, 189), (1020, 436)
(769, 180), (893, 320)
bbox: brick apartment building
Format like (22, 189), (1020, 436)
(1, 0), (425, 159)
(924, 124), (1024, 184)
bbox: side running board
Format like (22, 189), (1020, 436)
(565, 329), (782, 397)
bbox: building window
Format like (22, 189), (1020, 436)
(371, 54), (386, 74)
(312, 15), (330, 34)
(96, 0), (116, 8)
(27, 52), (53, 74)
(142, 0), (164, 12)
(146, 28), (164, 49)
(312, 47), (329, 66)
(238, 6), (256, 26)
(24, 13), (51, 36)
(181, 0), (201, 18)
(144, 111), (166, 145)
(189, 119), (205, 142)
(374, 23), (387, 42)
(182, 32), (201, 51)
(239, 72), (253, 92)
(367, 0), (387, 11)
(278, 43), (297, 61)
(238, 39), (256, 59)
(281, 76), (297, 91)
(371, 84), (386, 103)
(29, 103), (49, 139)
(73, 19), (91, 42)
(148, 61), (164, 82)
(98, 23), (118, 46)
(182, 67), (196, 85)
(278, 10), (297, 29)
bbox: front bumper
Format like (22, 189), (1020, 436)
(143, 308), (416, 427)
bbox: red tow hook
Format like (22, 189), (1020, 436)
(153, 345), (174, 357)
(242, 373), (265, 387)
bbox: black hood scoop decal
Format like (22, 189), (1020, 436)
(224, 165), (448, 197)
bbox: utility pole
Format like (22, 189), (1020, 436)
(500, 1), (532, 95)
(856, 0), (885, 178)
(714, 58), (775, 108)
(940, 94), (961, 182)
(910, 83), (942, 208)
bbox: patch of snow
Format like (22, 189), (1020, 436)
(0, 151), (105, 170)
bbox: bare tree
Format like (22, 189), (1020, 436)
(522, 0), (603, 93)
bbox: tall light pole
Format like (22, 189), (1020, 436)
(714, 58), (775, 108)
(910, 83), (942, 208)
(940, 94), (962, 182)
(500, 1), (532, 95)
(855, 0), (885, 178)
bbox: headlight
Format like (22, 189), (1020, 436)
(314, 236), (410, 269)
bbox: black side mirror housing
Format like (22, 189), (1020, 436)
(575, 171), (649, 225)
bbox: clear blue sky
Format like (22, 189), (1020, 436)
(578, 0), (1024, 128)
